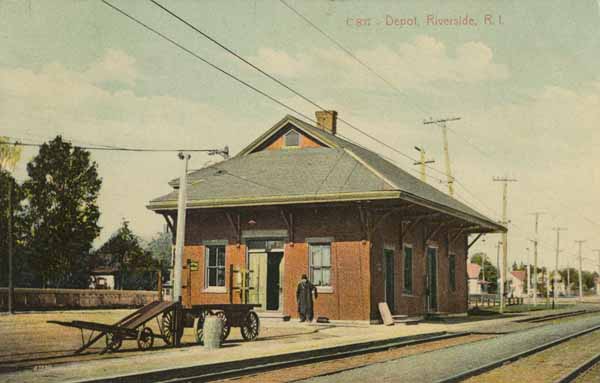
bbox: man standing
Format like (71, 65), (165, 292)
(296, 274), (318, 322)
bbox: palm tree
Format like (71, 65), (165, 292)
(0, 137), (22, 172)
(1, 136), (22, 313)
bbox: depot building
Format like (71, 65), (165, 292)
(148, 111), (504, 322)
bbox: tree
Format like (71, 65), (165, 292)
(94, 220), (157, 290)
(146, 230), (173, 285)
(470, 252), (498, 293)
(559, 268), (598, 293)
(0, 137), (22, 171)
(0, 170), (28, 286)
(24, 136), (102, 288)
(1, 138), (31, 288)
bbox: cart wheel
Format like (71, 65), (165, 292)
(216, 311), (231, 341)
(193, 310), (209, 345)
(161, 311), (174, 345)
(137, 327), (154, 351)
(106, 332), (122, 352)
(240, 311), (260, 341)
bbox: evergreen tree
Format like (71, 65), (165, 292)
(95, 220), (156, 290)
(24, 136), (101, 287)
(470, 252), (499, 293)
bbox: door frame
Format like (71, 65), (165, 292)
(245, 238), (286, 312)
(383, 247), (395, 313)
(266, 251), (284, 311)
(426, 245), (439, 313)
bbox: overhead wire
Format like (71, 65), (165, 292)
(3, 140), (223, 153)
(101, 0), (316, 124)
(148, 0), (448, 177)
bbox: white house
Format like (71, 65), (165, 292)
(508, 270), (526, 298)
(468, 263), (483, 295)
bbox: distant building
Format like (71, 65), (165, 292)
(467, 263), (483, 295)
(509, 270), (526, 297)
(89, 266), (118, 289)
(548, 271), (566, 296)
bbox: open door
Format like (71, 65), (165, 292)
(266, 252), (284, 311)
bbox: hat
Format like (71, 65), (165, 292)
(301, 274), (308, 280)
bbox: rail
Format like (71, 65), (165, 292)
(437, 324), (600, 382)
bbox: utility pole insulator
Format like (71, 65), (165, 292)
(413, 146), (435, 183)
(423, 117), (461, 196)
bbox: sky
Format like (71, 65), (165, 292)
(1, 0), (599, 272)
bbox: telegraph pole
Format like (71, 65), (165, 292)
(173, 152), (191, 303)
(496, 241), (502, 305)
(530, 212), (544, 306)
(552, 227), (567, 309)
(567, 256), (571, 296)
(594, 249), (600, 296)
(413, 146), (435, 182)
(575, 240), (586, 302)
(493, 176), (517, 313)
(526, 247), (531, 300)
(423, 117), (460, 196)
(7, 184), (13, 315)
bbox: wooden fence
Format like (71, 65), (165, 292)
(469, 294), (524, 308)
(0, 287), (158, 311)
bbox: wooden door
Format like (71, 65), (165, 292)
(426, 247), (438, 312)
(384, 249), (395, 312)
(248, 252), (267, 309)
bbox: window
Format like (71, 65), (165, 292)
(449, 254), (456, 291)
(284, 130), (300, 147)
(205, 245), (226, 288)
(403, 246), (413, 294)
(309, 243), (331, 287)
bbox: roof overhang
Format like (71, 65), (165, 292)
(147, 189), (504, 234)
(398, 191), (506, 233)
(147, 191), (401, 211)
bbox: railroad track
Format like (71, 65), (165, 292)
(516, 310), (589, 324)
(80, 331), (471, 383)
(554, 352), (600, 382)
(438, 324), (600, 383)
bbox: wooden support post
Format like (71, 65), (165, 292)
(225, 212), (241, 245)
(468, 233), (484, 250)
(280, 209), (294, 243)
(425, 222), (446, 243)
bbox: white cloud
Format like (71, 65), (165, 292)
(249, 36), (508, 90)
(248, 47), (310, 78)
(0, 50), (243, 243)
(84, 49), (139, 86)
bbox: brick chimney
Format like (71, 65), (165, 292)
(315, 110), (338, 135)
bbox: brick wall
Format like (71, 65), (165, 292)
(371, 213), (469, 317)
(178, 205), (469, 321)
(180, 206), (371, 320)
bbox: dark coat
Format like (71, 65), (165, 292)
(296, 280), (318, 316)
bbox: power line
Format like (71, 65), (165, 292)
(278, 0), (430, 117)
(279, 0), (600, 236)
(150, 0), (326, 113)
(4, 140), (228, 154)
(101, 0), (315, 124)
(150, 0), (449, 179)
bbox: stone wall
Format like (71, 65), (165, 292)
(0, 288), (158, 311)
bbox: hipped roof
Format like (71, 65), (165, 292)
(148, 115), (505, 233)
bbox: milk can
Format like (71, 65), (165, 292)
(203, 315), (224, 349)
